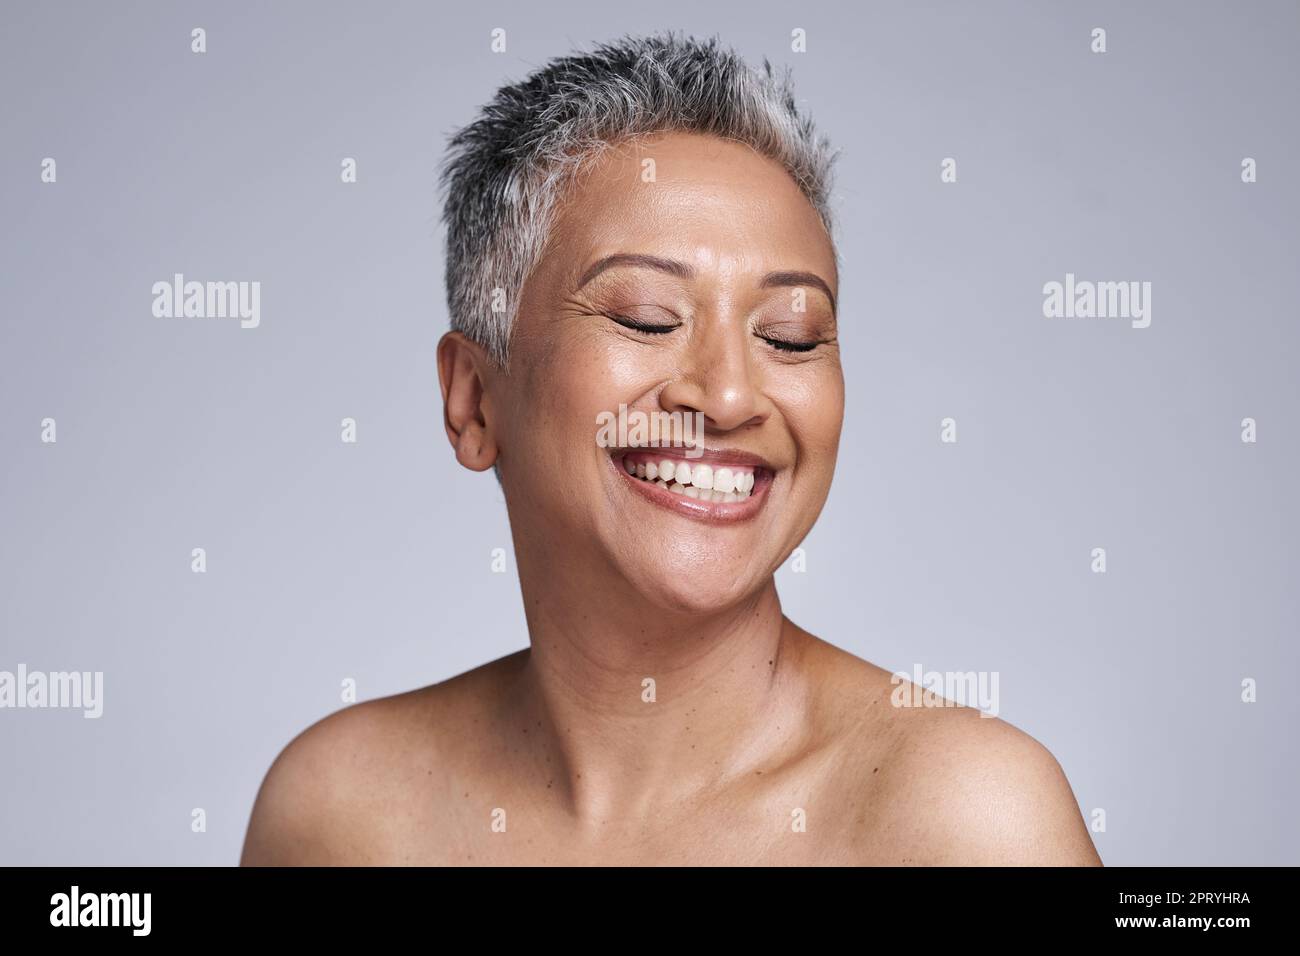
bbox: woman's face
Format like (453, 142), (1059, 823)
(491, 131), (843, 613)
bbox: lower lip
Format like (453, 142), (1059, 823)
(609, 454), (773, 523)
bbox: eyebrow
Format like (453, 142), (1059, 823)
(577, 254), (836, 313)
(760, 271), (837, 313)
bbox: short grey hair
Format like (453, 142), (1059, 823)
(439, 32), (837, 366)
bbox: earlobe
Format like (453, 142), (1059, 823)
(437, 331), (499, 473)
(453, 422), (494, 471)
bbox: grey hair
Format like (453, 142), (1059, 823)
(439, 31), (838, 366)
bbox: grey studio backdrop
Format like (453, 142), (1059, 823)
(1, 0), (1296, 866)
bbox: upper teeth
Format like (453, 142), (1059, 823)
(623, 456), (756, 502)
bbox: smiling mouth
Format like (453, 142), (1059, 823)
(611, 449), (774, 520)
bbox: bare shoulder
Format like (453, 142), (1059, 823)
(798, 633), (1102, 866)
(240, 652), (523, 865)
(239, 688), (435, 865)
(877, 701), (1102, 865)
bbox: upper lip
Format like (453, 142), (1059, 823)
(611, 446), (776, 471)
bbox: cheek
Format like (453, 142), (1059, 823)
(584, 329), (681, 394)
(550, 333), (672, 413)
(779, 365), (844, 449)
(512, 333), (645, 455)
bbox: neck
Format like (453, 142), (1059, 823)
(508, 565), (812, 825)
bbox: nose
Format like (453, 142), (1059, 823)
(657, 316), (769, 433)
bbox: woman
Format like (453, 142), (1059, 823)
(242, 33), (1102, 866)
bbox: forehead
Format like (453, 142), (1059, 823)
(542, 131), (837, 285)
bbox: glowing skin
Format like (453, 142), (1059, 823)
(485, 131), (843, 619)
(241, 133), (1103, 866)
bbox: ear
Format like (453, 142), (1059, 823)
(436, 331), (499, 472)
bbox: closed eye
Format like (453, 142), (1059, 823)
(761, 336), (822, 353)
(607, 313), (680, 334)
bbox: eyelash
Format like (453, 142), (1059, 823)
(607, 314), (822, 353)
(608, 314), (678, 335)
(763, 336), (820, 353)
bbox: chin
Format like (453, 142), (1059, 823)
(623, 561), (766, 616)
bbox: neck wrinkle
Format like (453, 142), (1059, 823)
(511, 575), (809, 826)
